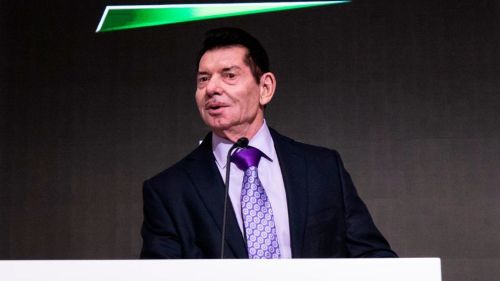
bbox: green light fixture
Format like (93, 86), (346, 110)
(96, 1), (349, 32)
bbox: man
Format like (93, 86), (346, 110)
(140, 27), (397, 258)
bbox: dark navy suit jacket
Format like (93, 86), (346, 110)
(140, 129), (397, 258)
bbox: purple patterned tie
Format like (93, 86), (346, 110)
(231, 147), (281, 259)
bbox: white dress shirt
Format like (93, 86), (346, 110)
(212, 121), (292, 258)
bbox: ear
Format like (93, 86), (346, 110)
(258, 72), (276, 106)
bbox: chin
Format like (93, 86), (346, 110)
(211, 124), (232, 133)
(205, 118), (231, 131)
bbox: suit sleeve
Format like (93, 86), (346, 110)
(334, 151), (398, 258)
(140, 179), (182, 258)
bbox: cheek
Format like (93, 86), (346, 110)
(247, 92), (261, 111)
(195, 91), (204, 109)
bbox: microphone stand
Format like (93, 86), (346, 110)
(220, 137), (248, 258)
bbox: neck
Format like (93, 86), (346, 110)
(214, 119), (264, 143)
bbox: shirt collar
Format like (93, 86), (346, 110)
(212, 120), (274, 169)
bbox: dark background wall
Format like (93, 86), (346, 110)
(1, 1), (499, 280)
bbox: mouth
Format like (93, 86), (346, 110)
(205, 102), (228, 115)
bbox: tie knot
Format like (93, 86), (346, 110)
(231, 146), (262, 170)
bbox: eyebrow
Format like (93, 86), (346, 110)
(197, 65), (242, 75)
(222, 66), (241, 72)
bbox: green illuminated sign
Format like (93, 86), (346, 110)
(96, 1), (349, 32)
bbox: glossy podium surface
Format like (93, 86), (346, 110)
(0, 258), (441, 281)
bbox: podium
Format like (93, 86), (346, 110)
(0, 258), (441, 281)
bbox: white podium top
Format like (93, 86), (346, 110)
(0, 258), (441, 281)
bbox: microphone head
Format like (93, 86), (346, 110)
(236, 137), (249, 148)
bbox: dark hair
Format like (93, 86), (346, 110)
(196, 27), (270, 82)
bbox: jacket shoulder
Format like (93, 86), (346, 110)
(145, 134), (213, 189)
(270, 127), (341, 159)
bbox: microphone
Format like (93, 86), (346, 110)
(234, 137), (249, 149)
(220, 137), (248, 258)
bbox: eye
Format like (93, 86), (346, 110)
(223, 72), (237, 80)
(197, 75), (210, 87)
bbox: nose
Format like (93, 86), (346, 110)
(205, 75), (222, 96)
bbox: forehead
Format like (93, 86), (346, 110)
(198, 46), (249, 70)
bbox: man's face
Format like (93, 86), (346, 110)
(196, 46), (265, 140)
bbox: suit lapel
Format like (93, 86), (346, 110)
(184, 135), (247, 258)
(183, 130), (308, 258)
(271, 129), (308, 258)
